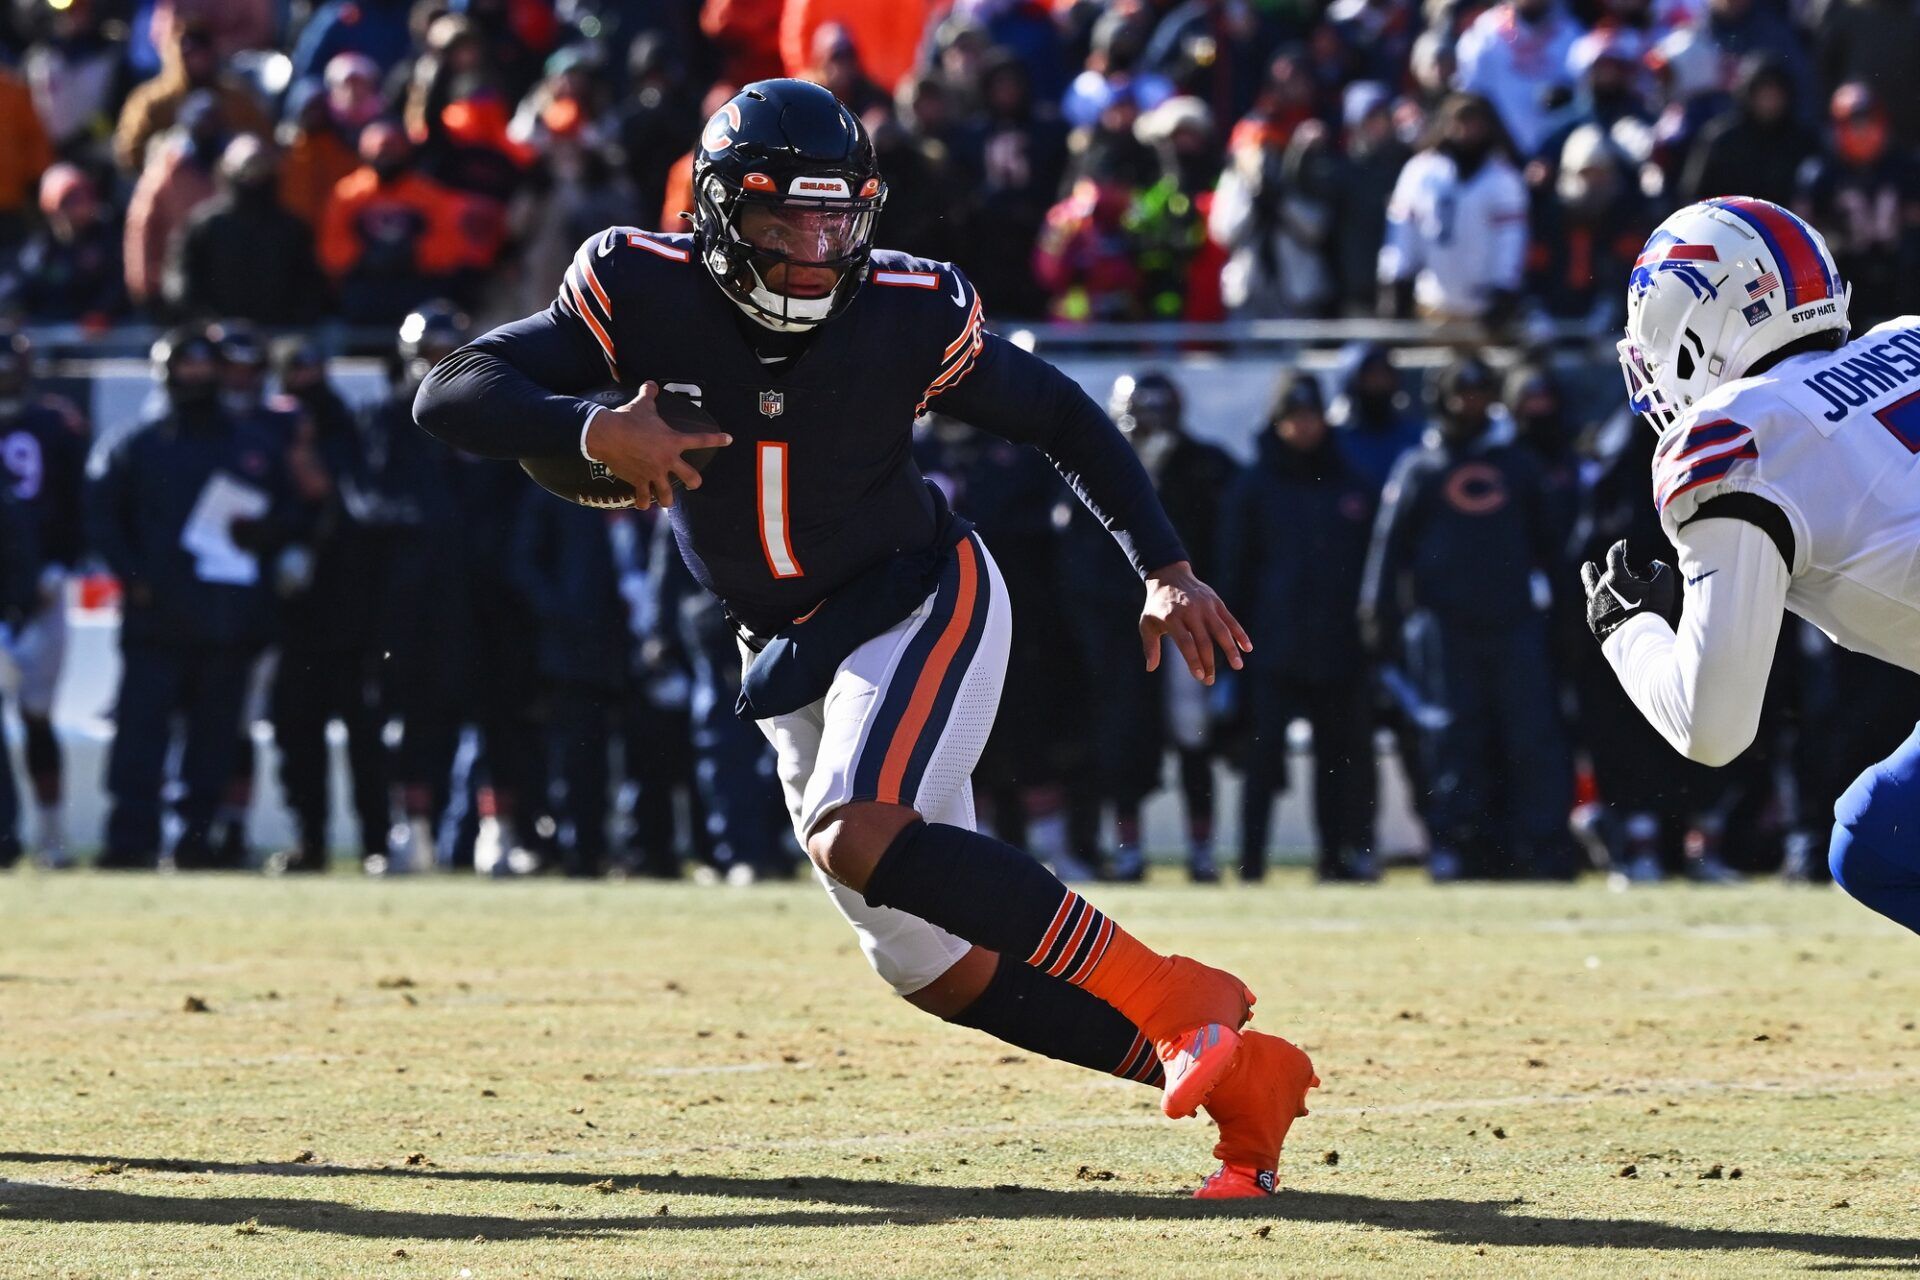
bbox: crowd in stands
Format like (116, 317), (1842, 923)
(0, 0), (1912, 333)
(0, 0), (1914, 879)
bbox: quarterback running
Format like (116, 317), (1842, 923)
(414, 79), (1317, 1196)
(1586, 194), (1920, 935)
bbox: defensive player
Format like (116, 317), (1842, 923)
(416, 79), (1318, 1196)
(1586, 195), (1920, 934)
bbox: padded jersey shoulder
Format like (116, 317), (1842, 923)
(554, 227), (699, 384)
(864, 249), (986, 413)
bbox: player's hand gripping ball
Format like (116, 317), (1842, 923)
(520, 384), (730, 509)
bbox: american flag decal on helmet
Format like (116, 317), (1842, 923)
(1746, 271), (1780, 299)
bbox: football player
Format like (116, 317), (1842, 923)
(1589, 195), (1920, 935)
(0, 325), (88, 867)
(416, 79), (1317, 1197)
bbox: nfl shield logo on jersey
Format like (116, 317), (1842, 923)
(760, 389), (785, 417)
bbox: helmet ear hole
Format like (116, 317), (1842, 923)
(1675, 344), (1695, 381)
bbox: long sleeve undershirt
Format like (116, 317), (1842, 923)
(1599, 515), (1792, 767)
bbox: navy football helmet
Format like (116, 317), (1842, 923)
(692, 78), (887, 332)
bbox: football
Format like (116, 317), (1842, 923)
(518, 386), (721, 508)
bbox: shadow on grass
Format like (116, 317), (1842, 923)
(1, 1155), (1918, 1260)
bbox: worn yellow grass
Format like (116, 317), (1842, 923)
(0, 868), (1915, 1278)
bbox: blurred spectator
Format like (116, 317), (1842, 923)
(21, 0), (131, 163)
(1816, 0), (1920, 148)
(149, 0), (274, 67)
(1063, 7), (1174, 131)
(1379, 93), (1528, 325)
(1104, 371), (1237, 883)
(123, 90), (226, 311)
(869, 108), (970, 268)
(810, 21), (898, 117)
(1033, 163), (1146, 322)
(1646, 27), (1729, 178)
(1145, 0), (1271, 120)
(1700, 0), (1815, 120)
(959, 0), (1070, 106)
(291, 0), (414, 84)
(701, 0), (785, 87)
(113, 21), (270, 174)
(505, 117), (639, 320)
(1218, 372), (1379, 883)
(0, 325), (89, 869)
(1333, 83), (1412, 317)
(1796, 84), (1920, 327)
(85, 325), (301, 868)
(2, 164), (126, 322)
(319, 122), (478, 323)
(1130, 95), (1224, 320)
(914, 413), (1077, 871)
(1230, 49), (1320, 154)
(1328, 342), (1425, 492)
(0, 61), (53, 247)
(1360, 356), (1575, 880)
(647, 507), (795, 881)
(618, 33), (703, 231)
(1454, 0), (1585, 157)
(276, 70), (367, 228)
(775, 0), (933, 92)
(266, 336), (393, 872)
(1536, 30), (1655, 181)
(508, 490), (633, 877)
(1678, 56), (1815, 207)
(1211, 117), (1338, 318)
(1064, 79), (1160, 191)
(959, 50), (1066, 316)
(1526, 125), (1651, 330)
(165, 135), (326, 324)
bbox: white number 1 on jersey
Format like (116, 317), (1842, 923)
(757, 441), (803, 579)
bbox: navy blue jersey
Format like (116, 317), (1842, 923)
(416, 229), (1186, 635)
(0, 396), (89, 572)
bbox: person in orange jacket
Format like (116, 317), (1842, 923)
(0, 62), (52, 247)
(778, 0), (940, 93)
(319, 122), (481, 322)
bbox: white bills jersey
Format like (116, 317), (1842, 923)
(1654, 316), (1920, 674)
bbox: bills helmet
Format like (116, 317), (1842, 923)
(1620, 196), (1849, 432)
(692, 79), (887, 332)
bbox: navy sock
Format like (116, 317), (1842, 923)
(952, 954), (1164, 1086)
(863, 820), (1081, 960)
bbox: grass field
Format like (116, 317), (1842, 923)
(1, 868), (1916, 1279)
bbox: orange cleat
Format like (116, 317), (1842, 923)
(1134, 956), (1256, 1119)
(1192, 1164), (1279, 1199)
(1191, 1029), (1318, 1199)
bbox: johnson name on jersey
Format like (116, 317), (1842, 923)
(1653, 315), (1920, 671)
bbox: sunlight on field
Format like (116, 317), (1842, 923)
(0, 870), (1915, 1279)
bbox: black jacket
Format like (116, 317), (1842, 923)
(1361, 429), (1559, 640)
(84, 403), (300, 648)
(1217, 432), (1375, 679)
(165, 191), (327, 325)
(507, 490), (634, 691)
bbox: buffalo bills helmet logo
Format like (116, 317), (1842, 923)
(1630, 231), (1722, 302)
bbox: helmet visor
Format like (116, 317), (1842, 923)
(735, 202), (875, 267)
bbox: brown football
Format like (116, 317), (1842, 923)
(519, 386), (720, 509)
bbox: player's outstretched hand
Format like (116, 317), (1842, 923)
(584, 381), (733, 509)
(1141, 561), (1252, 686)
